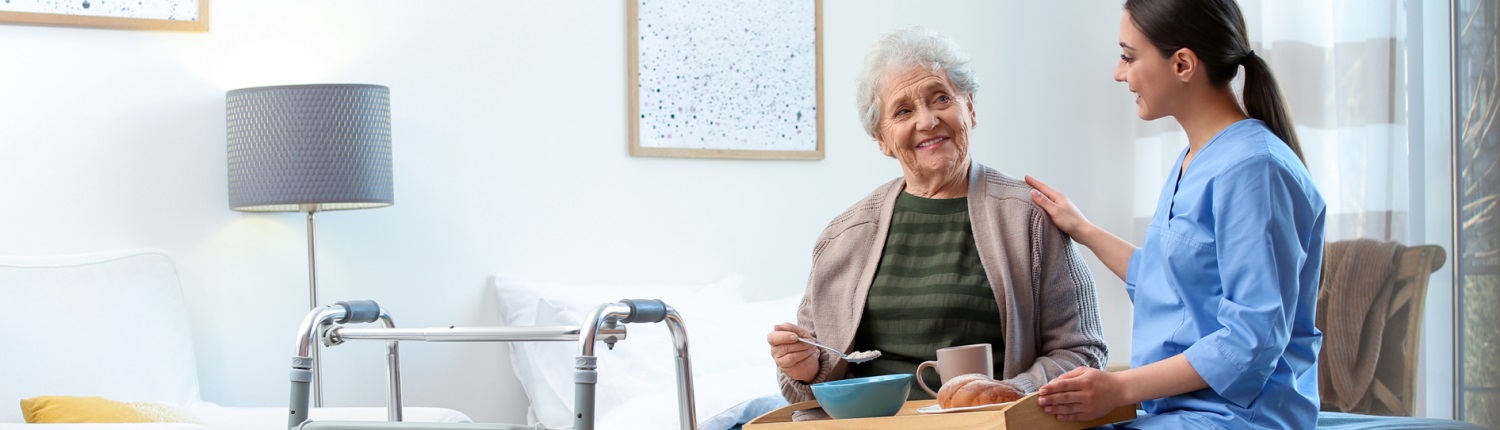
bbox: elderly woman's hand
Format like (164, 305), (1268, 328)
(1025, 175), (1093, 238)
(767, 322), (820, 382)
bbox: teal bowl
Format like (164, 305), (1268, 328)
(810, 374), (913, 419)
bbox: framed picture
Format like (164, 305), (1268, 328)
(628, 0), (823, 160)
(0, 0), (208, 32)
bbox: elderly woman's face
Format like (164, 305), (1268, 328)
(874, 67), (975, 180)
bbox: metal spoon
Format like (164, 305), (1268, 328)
(796, 337), (881, 363)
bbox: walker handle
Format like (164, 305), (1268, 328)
(619, 299), (668, 323)
(334, 300), (382, 324)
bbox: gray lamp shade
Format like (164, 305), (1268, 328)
(227, 84), (394, 212)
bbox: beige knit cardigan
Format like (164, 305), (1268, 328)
(777, 162), (1108, 403)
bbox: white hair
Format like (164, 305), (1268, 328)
(855, 26), (978, 138)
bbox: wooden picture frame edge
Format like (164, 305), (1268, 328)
(0, 0), (209, 32)
(627, 0), (824, 160)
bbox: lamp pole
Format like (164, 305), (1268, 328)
(305, 207), (323, 407)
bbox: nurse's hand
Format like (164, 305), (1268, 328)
(1027, 175), (1134, 281)
(1036, 367), (1127, 422)
(1025, 175), (1092, 237)
(768, 322), (820, 382)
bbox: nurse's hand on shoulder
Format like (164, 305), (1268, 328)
(767, 322), (820, 382)
(1037, 367), (1127, 422)
(1025, 175), (1092, 238)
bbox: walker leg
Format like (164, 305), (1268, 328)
(573, 356), (598, 430)
(289, 358), (313, 429)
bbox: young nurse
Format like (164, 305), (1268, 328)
(1026, 0), (1325, 428)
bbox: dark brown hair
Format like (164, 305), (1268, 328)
(1125, 0), (1304, 163)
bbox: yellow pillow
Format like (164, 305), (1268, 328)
(20, 396), (197, 423)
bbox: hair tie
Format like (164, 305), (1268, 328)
(1240, 50), (1257, 65)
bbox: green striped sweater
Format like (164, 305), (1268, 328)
(849, 191), (1004, 400)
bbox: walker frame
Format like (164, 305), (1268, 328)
(286, 299), (698, 430)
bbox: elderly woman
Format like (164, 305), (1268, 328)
(765, 26), (1108, 405)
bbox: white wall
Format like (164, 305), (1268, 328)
(0, 0), (1134, 424)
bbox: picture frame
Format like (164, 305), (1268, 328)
(0, 0), (208, 32)
(628, 0), (823, 160)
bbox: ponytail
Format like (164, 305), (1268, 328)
(1240, 52), (1305, 164)
(1124, 0), (1306, 165)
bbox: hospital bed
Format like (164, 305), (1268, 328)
(286, 299), (697, 430)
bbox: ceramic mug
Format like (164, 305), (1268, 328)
(914, 343), (994, 397)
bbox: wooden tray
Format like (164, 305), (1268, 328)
(744, 392), (1136, 429)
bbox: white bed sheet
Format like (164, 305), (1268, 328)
(190, 404), (472, 430)
(0, 426), (205, 430)
(493, 274), (801, 430)
(598, 365), (784, 430)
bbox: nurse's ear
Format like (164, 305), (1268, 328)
(1172, 47), (1200, 84)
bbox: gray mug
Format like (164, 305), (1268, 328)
(915, 343), (994, 397)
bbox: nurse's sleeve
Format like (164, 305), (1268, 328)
(1183, 154), (1311, 407)
(1125, 247), (1145, 291)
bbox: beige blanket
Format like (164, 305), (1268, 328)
(1317, 239), (1402, 413)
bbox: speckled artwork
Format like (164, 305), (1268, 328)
(630, 0), (822, 159)
(0, 0), (199, 21)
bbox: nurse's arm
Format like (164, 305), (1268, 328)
(1025, 175), (1138, 281)
(1066, 220), (1136, 281)
(1037, 354), (1207, 421)
(1121, 355), (1209, 400)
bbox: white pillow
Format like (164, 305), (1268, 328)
(0, 249), (201, 424)
(491, 275), (746, 429)
(598, 293), (802, 430)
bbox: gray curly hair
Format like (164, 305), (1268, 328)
(855, 26), (979, 138)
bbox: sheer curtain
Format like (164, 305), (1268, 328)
(1126, 0), (1458, 419)
(1131, 0), (1409, 242)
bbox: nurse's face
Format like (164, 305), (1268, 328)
(1114, 11), (1184, 121)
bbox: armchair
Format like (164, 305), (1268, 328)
(1316, 239), (1446, 417)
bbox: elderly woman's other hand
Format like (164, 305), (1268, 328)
(1025, 175), (1093, 238)
(767, 322), (820, 382)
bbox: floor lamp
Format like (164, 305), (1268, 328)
(225, 84), (394, 407)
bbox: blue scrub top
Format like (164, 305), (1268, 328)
(1124, 119), (1326, 429)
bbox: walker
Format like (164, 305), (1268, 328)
(286, 299), (698, 430)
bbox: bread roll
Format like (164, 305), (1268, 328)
(936, 373), (1024, 409)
